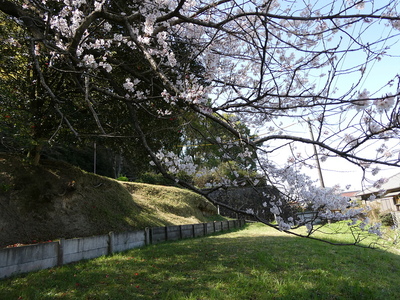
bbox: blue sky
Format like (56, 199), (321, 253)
(210, 1), (400, 191)
(259, 1), (400, 191)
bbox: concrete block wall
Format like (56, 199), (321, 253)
(61, 234), (109, 265)
(165, 225), (181, 241)
(0, 242), (59, 279)
(112, 230), (147, 252)
(0, 220), (245, 279)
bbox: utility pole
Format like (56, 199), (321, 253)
(93, 141), (97, 174)
(308, 120), (325, 188)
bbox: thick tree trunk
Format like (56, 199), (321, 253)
(29, 143), (43, 166)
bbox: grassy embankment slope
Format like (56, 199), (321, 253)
(0, 153), (219, 247)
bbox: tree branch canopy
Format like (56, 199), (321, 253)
(1, 0), (399, 245)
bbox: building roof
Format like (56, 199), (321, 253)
(385, 191), (400, 197)
(356, 172), (400, 196)
(340, 191), (360, 198)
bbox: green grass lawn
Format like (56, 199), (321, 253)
(1, 223), (400, 299)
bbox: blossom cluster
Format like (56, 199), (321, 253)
(374, 93), (396, 113)
(260, 163), (376, 233)
(153, 150), (197, 176)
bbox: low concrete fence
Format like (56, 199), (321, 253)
(0, 220), (245, 279)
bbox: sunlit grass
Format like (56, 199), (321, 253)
(1, 223), (400, 299)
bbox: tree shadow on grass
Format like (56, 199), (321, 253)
(1, 232), (400, 299)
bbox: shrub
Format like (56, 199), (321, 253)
(116, 176), (129, 181)
(379, 212), (394, 227)
(136, 172), (175, 186)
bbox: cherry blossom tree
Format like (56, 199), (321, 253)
(1, 0), (400, 245)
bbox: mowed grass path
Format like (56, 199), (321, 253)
(1, 223), (400, 299)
